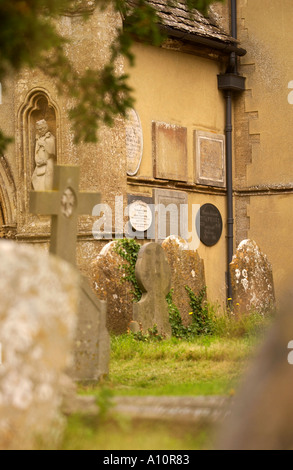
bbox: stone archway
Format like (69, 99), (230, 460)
(17, 88), (60, 227)
(0, 203), (4, 238)
(0, 156), (17, 233)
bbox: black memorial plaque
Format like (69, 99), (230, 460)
(197, 203), (223, 247)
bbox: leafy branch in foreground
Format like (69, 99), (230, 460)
(0, 0), (222, 153)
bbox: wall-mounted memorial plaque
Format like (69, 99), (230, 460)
(129, 201), (153, 232)
(197, 203), (223, 247)
(154, 189), (188, 242)
(153, 122), (188, 182)
(127, 194), (154, 239)
(126, 109), (143, 176)
(194, 131), (226, 188)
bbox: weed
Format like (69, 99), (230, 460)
(114, 238), (142, 302)
(130, 324), (165, 342)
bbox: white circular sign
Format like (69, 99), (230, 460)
(129, 201), (152, 232)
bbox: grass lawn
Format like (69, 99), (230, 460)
(80, 335), (258, 397)
(58, 317), (272, 450)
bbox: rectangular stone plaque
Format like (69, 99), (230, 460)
(194, 130), (226, 188)
(154, 189), (188, 242)
(153, 121), (188, 182)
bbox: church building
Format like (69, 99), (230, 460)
(0, 0), (292, 307)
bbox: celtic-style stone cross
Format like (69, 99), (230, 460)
(133, 242), (172, 337)
(30, 165), (101, 266)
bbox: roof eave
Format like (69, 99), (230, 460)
(159, 24), (247, 57)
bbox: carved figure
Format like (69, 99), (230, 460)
(32, 120), (56, 190)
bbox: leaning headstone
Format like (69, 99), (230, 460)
(133, 242), (172, 337)
(218, 289), (293, 450)
(74, 277), (109, 381)
(162, 236), (206, 326)
(30, 164), (110, 381)
(0, 241), (79, 450)
(230, 239), (276, 315)
(92, 241), (134, 335)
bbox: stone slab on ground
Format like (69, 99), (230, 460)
(112, 395), (232, 425)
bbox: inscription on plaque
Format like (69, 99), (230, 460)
(194, 131), (226, 188)
(129, 200), (153, 232)
(126, 109), (143, 176)
(197, 203), (223, 247)
(127, 194), (155, 239)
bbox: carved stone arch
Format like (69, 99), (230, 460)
(0, 155), (17, 227)
(17, 88), (61, 224)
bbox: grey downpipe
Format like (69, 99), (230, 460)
(226, 89), (233, 302)
(226, 0), (239, 303)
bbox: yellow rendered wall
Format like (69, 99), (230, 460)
(236, 0), (293, 303)
(127, 43), (228, 305)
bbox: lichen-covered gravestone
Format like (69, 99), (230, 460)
(162, 236), (206, 326)
(230, 239), (276, 315)
(0, 241), (80, 450)
(133, 242), (172, 337)
(92, 241), (134, 334)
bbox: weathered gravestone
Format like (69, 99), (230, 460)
(133, 242), (172, 337)
(0, 241), (80, 450)
(30, 165), (110, 381)
(162, 236), (206, 327)
(230, 239), (276, 315)
(218, 289), (293, 450)
(92, 241), (134, 335)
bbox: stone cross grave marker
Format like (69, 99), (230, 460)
(133, 242), (172, 337)
(30, 165), (110, 381)
(30, 165), (100, 266)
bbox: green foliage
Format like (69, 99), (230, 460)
(167, 289), (190, 339)
(185, 285), (215, 336)
(130, 324), (165, 342)
(0, 0), (222, 153)
(114, 238), (142, 302)
(168, 286), (215, 338)
(113, 239), (270, 342)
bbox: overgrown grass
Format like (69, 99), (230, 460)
(64, 310), (273, 450)
(79, 312), (272, 399)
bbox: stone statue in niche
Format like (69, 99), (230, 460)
(32, 119), (56, 191)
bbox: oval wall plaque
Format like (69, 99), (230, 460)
(126, 108), (143, 176)
(197, 203), (223, 247)
(129, 200), (153, 232)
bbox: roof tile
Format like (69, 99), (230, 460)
(127, 0), (233, 43)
